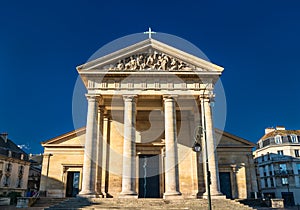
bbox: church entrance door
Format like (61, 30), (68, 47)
(219, 172), (232, 199)
(138, 154), (160, 198)
(66, 171), (80, 197)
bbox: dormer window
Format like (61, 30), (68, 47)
(275, 135), (282, 144)
(291, 135), (298, 143)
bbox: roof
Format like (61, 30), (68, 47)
(216, 129), (256, 148)
(29, 154), (43, 164)
(0, 135), (28, 160)
(77, 38), (224, 72)
(260, 129), (300, 141)
(41, 127), (86, 146)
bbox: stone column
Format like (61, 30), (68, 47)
(102, 114), (111, 197)
(79, 95), (98, 197)
(189, 114), (198, 197)
(120, 95), (138, 198)
(163, 95), (182, 199)
(200, 97), (222, 196)
(95, 105), (105, 197)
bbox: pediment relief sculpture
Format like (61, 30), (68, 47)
(107, 51), (197, 71)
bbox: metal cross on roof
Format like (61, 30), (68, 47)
(144, 27), (156, 39)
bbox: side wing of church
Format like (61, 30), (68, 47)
(40, 128), (257, 199)
(40, 37), (258, 199)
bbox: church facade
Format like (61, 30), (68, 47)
(40, 36), (258, 199)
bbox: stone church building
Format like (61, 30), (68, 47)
(40, 35), (258, 199)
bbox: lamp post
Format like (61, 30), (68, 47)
(192, 83), (212, 210)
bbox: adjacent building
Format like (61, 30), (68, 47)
(28, 154), (42, 193)
(254, 126), (300, 206)
(0, 133), (30, 196)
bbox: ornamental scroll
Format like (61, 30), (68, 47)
(108, 51), (195, 71)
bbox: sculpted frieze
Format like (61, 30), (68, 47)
(108, 51), (195, 71)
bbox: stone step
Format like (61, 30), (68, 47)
(32, 198), (68, 207)
(44, 198), (255, 210)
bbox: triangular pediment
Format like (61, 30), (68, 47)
(41, 127), (86, 147)
(216, 129), (255, 148)
(77, 39), (223, 72)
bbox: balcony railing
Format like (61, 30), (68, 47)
(270, 156), (293, 162)
(274, 170), (294, 176)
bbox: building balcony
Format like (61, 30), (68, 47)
(270, 156), (293, 162)
(274, 170), (294, 176)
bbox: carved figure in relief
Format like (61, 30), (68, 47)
(146, 54), (154, 68)
(170, 58), (178, 70)
(125, 56), (137, 70)
(161, 55), (169, 70)
(137, 55), (146, 69)
(108, 51), (194, 71)
(116, 61), (124, 70)
(178, 61), (191, 70)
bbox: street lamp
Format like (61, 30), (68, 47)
(192, 83), (212, 210)
(192, 141), (201, 152)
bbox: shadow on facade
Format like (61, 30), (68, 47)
(40, 174), (76, 198)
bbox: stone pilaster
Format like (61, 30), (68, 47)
(120, 95), (138, 198)
(232, 165), (238, 199)
(78, 95), (99, 197)
(163, 95), (182, 199)
(200, 96), (223, 197)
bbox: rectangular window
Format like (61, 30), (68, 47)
(297, 163), (300, 174)
(295, 150), (300, 157)
(277, 150), (284, 156)
(281, 177), (288, 185)
(291, 135), (298, 143)
(275, 135), (282, 144)
(269, 170), (273, 176)
(279, 163), (287, 174)
(270, 178), (274, 187)
(17, 178), (22, 188)
(264, 178), (268, 188)
(263, 166), (267, 177)
(3, 175), (10, 187)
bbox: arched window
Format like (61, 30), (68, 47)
(274, 135), (282, 144)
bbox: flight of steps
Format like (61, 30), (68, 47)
(32, 197), (68, 208)
(45, 198), (255, 210)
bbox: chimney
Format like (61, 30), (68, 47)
(0, 133), (8, 143)
(265, 127), (275, 134)
(276, 126), (285, 130)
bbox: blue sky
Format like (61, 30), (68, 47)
(1, 0), (300, 154)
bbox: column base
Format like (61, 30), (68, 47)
(201, 193), (226, 199)
(77, 190), (99, 198)
(95, 192), (104, 198)
(119, 191), (138, 199)
(163, 191), (182, 200)
(102, 192), (113, 198)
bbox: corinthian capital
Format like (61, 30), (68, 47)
(122, 95), (137, 103)
(163, 95), (178, 102)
